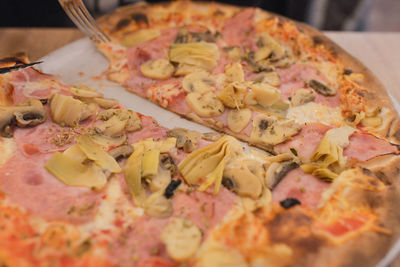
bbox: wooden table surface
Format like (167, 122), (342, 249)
(0, 28), (400, 104)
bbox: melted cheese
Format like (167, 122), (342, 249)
(0, 137), (16, 167)
(287, 102), (343, 126)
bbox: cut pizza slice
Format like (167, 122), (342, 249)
(95, 1), (400, 155)
(1, 57), (400, 266)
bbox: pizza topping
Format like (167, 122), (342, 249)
(169, 42), (220, 71)
(250, 114), (301, 147)
(161, 217), (202, 262)
(244, 83), (281, 108)
(290, 89), (316, 106)
(257, 33), (286, 62)
(108, 145), (134, 161)
(252, 71), (281, 87)
(121, 29), (161, 47)
(301, 126), (355, 181)
(308, 79), (336, 96)
(76, 135), (122, 173)
(181, 71), (215, 93)
(224, 62), (245, 83)
(69, 85), (103, 98)
(0, 98), (46, 137)
(174, 27), (217, 44)
(92, 97), (118, 109)
(224, 46), (242, 62)
(97, 109), (142, 132)
(44, 151), (107, 189)
(140, 59), (175, 80)
(50, 94), (94, 127)
(217, 81), (248, 109)
(144, 191), (173, 218)
(179, 136), (241, 194)
(141, 149), (161, 178)
(279, 197), (301, 209)
(164, 179), (182, 199)
(186, 92), (225, 117)
(227, 108), (252, 133)
(222, 160), (264, 199)
(167, 128), (202, 153)
(265, 161), (299, 189)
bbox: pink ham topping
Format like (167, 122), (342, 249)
(10, 68), (71, 104)
(108, 185), (235, 265)
(276, 64), (340, 107)
(275, 123), (331, 160)
(0, 151), (104, 223)
(221, 8), (256, 50)
(272, 168), (330, 209)
(344, 133), (398, 161)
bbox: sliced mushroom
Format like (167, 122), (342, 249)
(224, 46), (242, 62)
(265, 161), (299, 189)
(186, 92), (224, 117)
(308, 79), (336, 96)
(0, 98), (46, 137)
(108, 145), (133, 161)
(198, 247), (248, 267)
(160, 153), (178, 176)
(217, 81), (248, 109)
(140, 59), (174, 80)
(161, 217), (202, 262)
(93, 97), (118, 109)
(227, 108), (252, 133)
(202, 132), (223, 142)
(250, 115), (301, 147)
(254, 46), (272, 62)
(257, 33), (286, 61)
(182, 71), (215, 93)
(224, 62), (244, 83)
(222, 159), (264, 199)
(174, 63), (205, 77)
(167, 128), (202, 153)
(98, 109), (142, 132)
(69, 85), (103, 98)
(147, 165), (172, 193)
(291, 89), (316, 106)
(252, 71), (280, 87)
(144, 191), (173, 218)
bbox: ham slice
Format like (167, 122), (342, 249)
(127, 116), (169, 144)
(221, 8), (256, 49)
(272, 168), (330, 209)
(277, 64), (340, 107)
(344, 133), (399, 161)
(108, 186), (235, 265)
(0, 151), (104, 223)
(275, 123), (331, 160)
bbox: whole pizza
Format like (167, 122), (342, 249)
(1, 1), (400, 266)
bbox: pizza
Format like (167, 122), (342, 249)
(1, 1), (400, 267)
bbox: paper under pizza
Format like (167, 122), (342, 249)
(1, 1), (400, 266)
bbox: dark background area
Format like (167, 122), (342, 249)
(0, 0), (398, 31)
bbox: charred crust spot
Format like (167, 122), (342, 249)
(375, 171), (392, 185)
(259, 120), (269, 131)
(362, 168), (373, 176)
(312, 35), (324, 46)
(131, 13), (148, 25)
(279, 198), (301, 209)
(213, 9), (224, 16)
(164, 179), (182, 199)
(344, 69), (353, 75)
(0, 57), (26, 65)
(39, 99), (48, 105)
(22, 113), (43, 121)
(114, 18), (131, 31)
(356, 91), (365, 97)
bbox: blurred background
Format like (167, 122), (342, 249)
(0, 0), (399, 31)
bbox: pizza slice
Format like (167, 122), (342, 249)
(95, 1), (400, 156)
(1, 54), (400, 266)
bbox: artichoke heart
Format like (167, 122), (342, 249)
(133, 137), (177, 153)
(178, 136), (240, 194)
(302, 126), (355, 180)
(45, 152), (107, 189)
(76, 135), (121, 173)
(50, 94), (88, 127)
(125, 144), (146, 204)
(169, 42), (220, 71)
(142, 149), (160, 178)
(121, 29), (161, 47)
